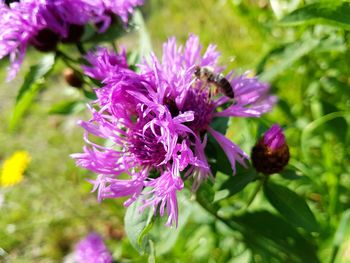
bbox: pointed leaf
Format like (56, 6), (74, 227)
(15, 54), (55, 102)
(124, 191), (192, 255)
(48, 100), (85, 115)
(280, 2), (350, 30)
(148, 192), (192, 255)
(9, 54), (55, 131)
(234, 211), (320, 263)
(259, 38), (319, 82)
(264, 181), (319, 232)
(124, 198), (154, 254)
(330, 210), (350, 263)
(219, 166), (257, 198)
(133, 10), (152, 58)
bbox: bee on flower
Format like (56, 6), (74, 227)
(72, 34), (276, 226)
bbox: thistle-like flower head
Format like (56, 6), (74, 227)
(73, 35), (276, 226)
(0, 0), (143, 80)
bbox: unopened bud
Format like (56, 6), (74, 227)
(61, 24), (85, 43)
(251, 124), (290, 175)
(63, 68), (83, 88)
(30, 28), (59, 52)
(5, 0), (19, 6)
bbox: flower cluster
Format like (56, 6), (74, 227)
(75, 232), (112, 263)
(0, 0), (143, 80)
(72, 35), (276, 226)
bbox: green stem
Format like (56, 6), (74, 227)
(196, 192), (243, 233)
(329, 246), (339, 263)
(56, 50), (76, 63)
(76, 42), (86, 55)
(56, 50), (82, 73)
(111, 41), (118, 52)
(245, 177), (265, 209)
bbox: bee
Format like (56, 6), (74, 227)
(194, 66), (234, 99)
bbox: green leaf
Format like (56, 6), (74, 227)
(147, 240), (156, 263)
(234, 211), (320, 263)
(278, 99), (296, 121)
(218, 166), (257, 199)
(148, 191), (192, 255)
(264, 181), (320, 233)
(255, 44), (287, 75)
(132, 10), (152, 58)
(280, 2), (350, 30)
(82, 89), (97, 100)
(279, 169), (303, 180)
(259, 37), (319, 82)
(197, 180), (216, 204)
(124, 198), (154, 254)
(301, 111), (349, 162)
(48, 100), (85, 115)
(15, 54), (55, 103)
(270, 0), (302, 19)
(210, 117), (229, 134)
(9, 54), (56, 131)
(330, 210), (350, 263)
(334, 210), (350, 247)
(124, 190), (192, 255)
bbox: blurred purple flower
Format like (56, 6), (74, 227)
(0, 0), (143, 80)
(72, 35), (276, 226)
(75, 232), (112, 263)
(94, 0), (144, 31)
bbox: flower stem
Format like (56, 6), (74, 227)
(56, 50), (76, 63)
(196, 192), (243, 233)
(56, 50), (82, 73)
(245, 177), (265, 209)
(329, 246), (339, 263)
(76, 42), (86, 55)
(111, 41), (118, 52)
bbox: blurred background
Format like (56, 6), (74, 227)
(0, 0), (349, 262)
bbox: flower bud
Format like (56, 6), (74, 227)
(61, 24), (85, 43)
(5, 0), (19, 6)
(63, 68), (83, 88)
(251, 124), (290, 175)
(30, 28), (59, 52)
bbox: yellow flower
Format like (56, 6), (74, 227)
(0, 151), (31, 188)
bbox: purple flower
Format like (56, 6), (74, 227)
(72, 35), (276, 226)
(83, 47), (129, 81)
(75, 233), (112, 263)
(251, 124), (290, 175)
(0, 0), (143, 80)
(94, 0), (144, 31)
